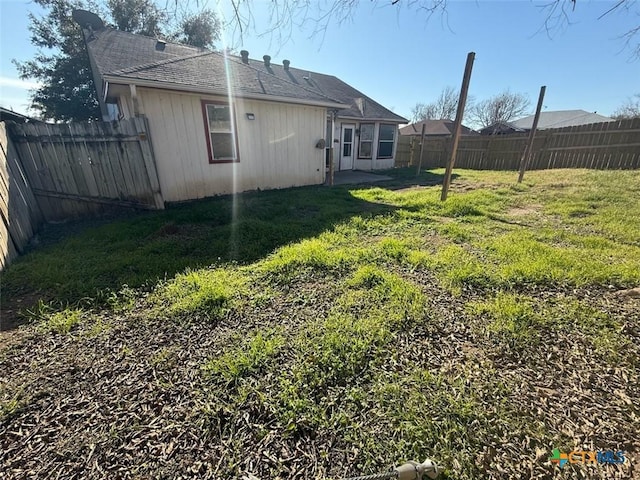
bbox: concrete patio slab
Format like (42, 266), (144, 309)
(326, 170), (392, 186)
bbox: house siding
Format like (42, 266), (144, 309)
(132, 88), (326, 202)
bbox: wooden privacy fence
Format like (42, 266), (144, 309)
(9, 117), (164, 223)
(397, 118), (640, 171)
(1, 117), (164, 269)
(1, 122), (43, 269)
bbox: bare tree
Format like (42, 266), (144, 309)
(217, 1), (640, 59)
(613, 93), (640, 118)
(538, 0), (639, 58)
(411, 86), (461, 122)
(223, 0), (449, 49)
(469, 90), (531, 129)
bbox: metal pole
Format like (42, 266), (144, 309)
(518, 85), (546, 183)
(441, 52), (475, 201)
(329, 110), (336, 186)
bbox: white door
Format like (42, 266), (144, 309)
(340, 124), (355, 171)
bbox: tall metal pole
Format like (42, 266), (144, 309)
(441, 52), (475, 201)
(518, 85), (546, 183)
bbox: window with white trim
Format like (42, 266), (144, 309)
(202, 100), (238, 163)
(358, 123), (374, 158)
(377, 124), (395, 158)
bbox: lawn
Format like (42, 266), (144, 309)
(1, 168), (638, 479)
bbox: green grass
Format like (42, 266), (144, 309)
(203, 330), (285, 382)
(468, 292), (630, 359)
(40, 309), (83, 334)
(151, 268), (248, 321)
(468, 292), (540, 347)
(2, 168), (639, 479)
(6, 168), (639, 309)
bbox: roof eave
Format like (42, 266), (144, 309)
(103, 74), (347, 109)
(337, 114), (409, 124)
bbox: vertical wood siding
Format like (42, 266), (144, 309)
(138, 88), (326, 202)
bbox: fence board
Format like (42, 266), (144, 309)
(1, 122), (43, 269)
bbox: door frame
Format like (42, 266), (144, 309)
(340, 123), (356, 171)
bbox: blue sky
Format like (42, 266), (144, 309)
(1, 0), (639, 122)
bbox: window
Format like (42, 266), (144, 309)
(105, 98), (122, 121)
(201, 100), (239, 163)
(377, 124), (395, 158)
(342, 127), (353, 157)
(358, 123), (374, 158)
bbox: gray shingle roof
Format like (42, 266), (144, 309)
(510, 110), (614, 130)
(85, 27), (406, 122)
(245, 60), (408, 123)
(86, 28), (203, 75)
(399, 119), (477, 136)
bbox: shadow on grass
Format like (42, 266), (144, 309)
(377, 168), (458, 190)
(1, 183), (401, 330)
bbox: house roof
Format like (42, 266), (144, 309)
(479, 121), (525, 135)
(510, 110), (614, 130)
(245, 61), (407, 122)
(84, 26), (407, 122)
(398, 119), (477, 136)
(0, 106), (40, 123)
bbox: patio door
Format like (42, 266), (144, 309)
(340, 124), (355, 170)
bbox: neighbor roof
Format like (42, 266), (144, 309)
(84, 26), (406, 122)
(398, 119), (477, 136)
(510, 110), (614, 130)
(478, 122), (525, 135)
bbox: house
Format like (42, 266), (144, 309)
(481, 110), (614, 135)
(78, 11), (407, 202)
(478, 122), (525, 136)
(399, 119), (477, 137)
(0, 107), (40, 124)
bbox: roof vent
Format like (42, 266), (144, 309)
(283, 59), (290, 71)
(155, 39), (166, 51)
(240, 50), (249, 64)
(263, 55), (271, 67)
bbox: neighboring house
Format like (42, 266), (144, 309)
(478, 122), (525, 136)
(399, 119), (477, 137)
(481, 110), (614, 135)
(79, 12), (407, 202)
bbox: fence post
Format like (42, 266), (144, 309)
(518, 86), (546, 183)
(134, 117), (164, 209)
(416, 123), (426, 176)
(441, 52), (475, 201)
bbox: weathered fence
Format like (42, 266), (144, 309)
(397, 118), (640, 171)
(9, 117), (164, 223)
(1, 117), (165, 269)
(1, 122), (43, 269)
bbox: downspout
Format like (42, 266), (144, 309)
(129, 84), (141, 117)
